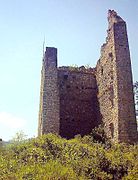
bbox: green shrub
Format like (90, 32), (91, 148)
(16, 161), (82, 180)
(0, 133), (138, 179)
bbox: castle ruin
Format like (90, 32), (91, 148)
(38, 10), (138, 143)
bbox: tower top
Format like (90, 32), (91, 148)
(108, 10), (125, 28)
(45, 47), (57, 56)
(43, 47), (57, 67)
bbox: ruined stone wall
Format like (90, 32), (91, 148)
(38, 47), (60, 135)
(96, 10), (137, 143)
(96, 18), (119, 142)
(58, 67), (100, 139)
(38, 10), (137, 143)
(113, 18), (137, 143)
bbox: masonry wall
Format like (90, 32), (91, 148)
(38, 47), (60, 135)
(96, 10), (137, 143)
(114, 20), (137, 143)
(58, 67), (100, 139)
(38, 10), (137, 143)
(96, 22), (119, 142)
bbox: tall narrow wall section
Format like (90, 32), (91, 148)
(38, 47), (60, 135)
(96, 10), (137, 143)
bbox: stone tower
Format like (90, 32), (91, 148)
(38, 47), (60, 136)
(38, 10), (137, 143)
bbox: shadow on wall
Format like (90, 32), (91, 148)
(59, 80), (103, 139)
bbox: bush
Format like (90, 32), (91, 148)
(0, 133), (138, 179)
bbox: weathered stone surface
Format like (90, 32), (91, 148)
(58, 69), (100, 139)
(38, 10), (138, 143)
(38, 47), (60, 135)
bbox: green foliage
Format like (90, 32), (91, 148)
(68, 64), (92, 72)
(0, 133), (138, 179)
(10, 130), (28, 144)
(90, 124), (109, 144)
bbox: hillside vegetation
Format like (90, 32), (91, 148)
(0, 128), (138, 180)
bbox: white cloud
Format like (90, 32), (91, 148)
(0, 112), (26, 129)
(0, 112), (28, 141)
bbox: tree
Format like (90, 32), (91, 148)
(10, 130), (27, 143)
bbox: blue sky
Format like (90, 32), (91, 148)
(0, 0), (138, 140)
